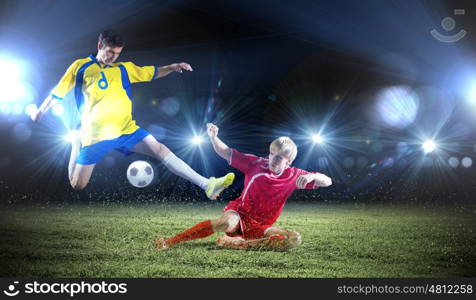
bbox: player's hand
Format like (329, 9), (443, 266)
(314, 173), (332, 187)
(30, 109), (42, 123)
(170, 62), (193, 73)
(296, 174), (316, 189)
(207, 123), (219, 139)
(296, 173), (332, 189)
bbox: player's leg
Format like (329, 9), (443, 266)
(67, 130), (82, 182)
(216, 227), (301, 251)
(215, 235), (287, 250)
(131, 134), (234, 199)
(66, 131), (96, 190)
(210, 210), (241, 233)
(154, 210), (240, 250)
(263, 227), (302, 249)
(69, 163), (96, 190)
(68, 134), (81, 182)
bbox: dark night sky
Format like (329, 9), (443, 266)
(1, 0), (476, 203)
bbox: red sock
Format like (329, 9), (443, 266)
(166, 220), (214, 247)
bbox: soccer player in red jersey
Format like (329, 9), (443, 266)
(154, 123), (332, 251)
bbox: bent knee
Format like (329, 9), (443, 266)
(224, 220), (240, 233)
(70, 178), (88, 190)
(153, 142), (170, 159)
(214, 220), (238, 233)
(224, 214), (240, 232)
(212, 216), (239, 233)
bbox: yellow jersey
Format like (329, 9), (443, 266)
(51, 55), (156, 146)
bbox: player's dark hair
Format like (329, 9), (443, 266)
(98, 30), (125, 48)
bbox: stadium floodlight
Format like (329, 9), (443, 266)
(191, 135), (203, 145)
(64, 130), (80, 144)
(422, 140), (437, 153)
(311, 133), (324, 144)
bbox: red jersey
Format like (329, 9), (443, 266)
(224, 149), (318, 226)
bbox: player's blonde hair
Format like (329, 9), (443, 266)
(270, 136), (297, 163)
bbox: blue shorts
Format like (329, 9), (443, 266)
(76, 128), (150, 165)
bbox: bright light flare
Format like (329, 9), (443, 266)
(0, 58), (34, 104)
(0, 81), (28, 102)
(0, 58), (21, 82)
(422, 140), (437, 153)
(0, 103), (12, 114)
(11, 103), (23, 115)
(25, 103), (38, 116)
(191, 135), (204, 145)
(466, 84), (476, 105)
(311, 133), (324, 144)
(64, 130), (80, 144)
(52, 103), (64, 116)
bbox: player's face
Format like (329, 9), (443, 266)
(97, 44), (123, 64)
(268, 150), (291, 174)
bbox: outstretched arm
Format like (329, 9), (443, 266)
(207, 123), (232, 163)
(30, 95), (59, 123)
(154, 62), (193, 79)
(296, 172), (332, 189)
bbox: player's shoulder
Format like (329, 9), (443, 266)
(66, 57), (95, 71)
(60, 57), (92, 75)
(275, 166), (304, 181)
(244, 153), (260, 160)
(116, 61), (136, 67)
(233, 148), (256, 159)
(289, 166), (312, 176)
(74, 56), (94, 65)
(243, 152), (265, 165)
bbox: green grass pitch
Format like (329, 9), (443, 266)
(1, 201), (475, 277)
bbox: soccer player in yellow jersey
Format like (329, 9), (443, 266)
(31, 30), (234, 199)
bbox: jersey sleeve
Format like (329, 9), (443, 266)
(50, 60), (81, 99)
(122, 62), (156, 83)
(229, 149), (261, 174)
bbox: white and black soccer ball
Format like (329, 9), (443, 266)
(126, 160), (154, 188)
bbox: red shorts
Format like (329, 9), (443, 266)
(224, 209), (272, 240)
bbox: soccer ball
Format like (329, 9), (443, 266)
(126, 160), (154, 188)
